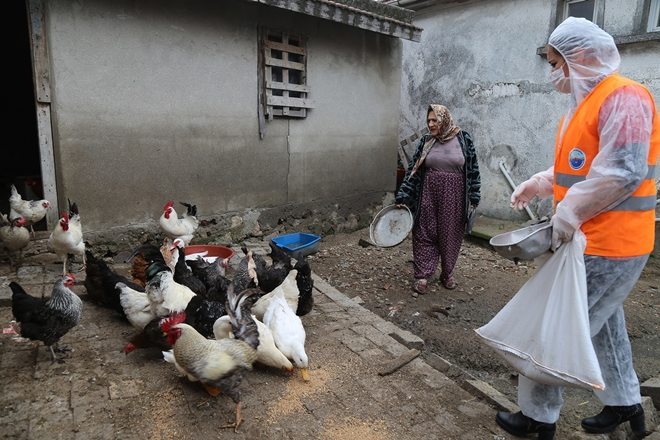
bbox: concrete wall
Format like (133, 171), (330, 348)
(399, 0), (660, 221)
(45, 0), (401, 231)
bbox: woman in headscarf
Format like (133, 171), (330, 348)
(499, 17), (658, 439)
(395, 104), (481, 296)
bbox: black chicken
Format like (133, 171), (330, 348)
(121, 316), (170, 354)
(84, 250), (144, 317)
(187, 255), (230, 301)
(11, 274), (83, 362)
(294, 257), (314, 316)
(183, 295), (226, 339)
(248, 243), (294, 293)
(172, 241), (206, 296)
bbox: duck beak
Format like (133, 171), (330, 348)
(300, 368), (310, 382)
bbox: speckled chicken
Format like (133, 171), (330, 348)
(10, 274), (82, 362)
(162, 288), (259, 431)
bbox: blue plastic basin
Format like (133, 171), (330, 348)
(271, 232), (321, 259)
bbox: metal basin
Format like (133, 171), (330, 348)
(370, 205), (414, 247)
(489, 221), (552, 262)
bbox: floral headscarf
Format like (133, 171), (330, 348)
(409, 104), (461, 176)
(428, 104), (460, 143)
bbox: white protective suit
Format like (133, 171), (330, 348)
(511, 17), (654, 423)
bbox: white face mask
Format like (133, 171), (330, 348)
(550, 67), (571, 94)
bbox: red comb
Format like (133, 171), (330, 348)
(160, 312), (187, 333)
(60, 211), (69, 221)
(163, 201), (174, 210)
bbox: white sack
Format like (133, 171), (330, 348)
(475, 230), (605, 390)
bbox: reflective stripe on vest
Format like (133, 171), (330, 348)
(552, 74), (659, 257)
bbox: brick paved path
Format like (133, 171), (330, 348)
(0, 258), (506, 440)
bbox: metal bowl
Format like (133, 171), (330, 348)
(489, 221), (552, 262)
(369, 205), (414, 247)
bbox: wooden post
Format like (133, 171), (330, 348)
(27, 0), (58, 228)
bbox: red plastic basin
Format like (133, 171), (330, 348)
(184, 244), (235, 260)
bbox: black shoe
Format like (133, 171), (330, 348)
(496, 411), (556, 439)
(581, 404), (646, 435)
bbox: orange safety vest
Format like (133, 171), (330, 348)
(553, 74), (659, 257)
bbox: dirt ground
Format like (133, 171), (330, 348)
(310, 228), (660, 431)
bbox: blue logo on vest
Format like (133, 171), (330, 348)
(568, 148), (586, 170)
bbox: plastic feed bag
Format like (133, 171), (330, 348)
(475, 231), (605, 390)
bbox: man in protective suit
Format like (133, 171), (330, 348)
(500, 17), (659, 440)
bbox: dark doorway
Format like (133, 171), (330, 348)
(2, 1), (44, 229)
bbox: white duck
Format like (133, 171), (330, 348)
(213, 314), (293, 372)
(262, 285), (309, 381)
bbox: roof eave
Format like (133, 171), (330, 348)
(246, 0), (423, 42)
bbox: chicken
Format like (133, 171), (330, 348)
(171, 239), (206, 296)
(161, 288), (260, 431)
(214, 313), (293, 372)
(8, 184), (50, 237)
(186, 255), (230, 301)
(294, 258), (314, 316)
(127, 243), (170, 288)
(10, 274), (83, 362)
(116, 282), (154, 329)
(0, 215), (30, 267)
(121, 316), (170, 354)
(249, 243), (293, 293)
(145, 259), (196, 318)
(84, 250), (144, 316)
(262, 281), (309, 381)
(252, 269), (299, 320)
(48, 200), (85, 275)
(230, 249), (258, 294)
(184, 294), (227, 339)
(159, 201), (199, 245)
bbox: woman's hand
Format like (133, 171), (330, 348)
(510, 178), (540, 210)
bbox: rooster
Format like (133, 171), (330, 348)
(0, 214), (30, 267)
(159, 201), (199, 245)
(161, 288), (259, 431)
(8, 184), (50, 237)
(127, 243), (173, 288)
(10, 274), (83, 362)
(48, 200), (85, 275)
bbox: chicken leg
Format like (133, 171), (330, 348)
(220, 401), (243, 433)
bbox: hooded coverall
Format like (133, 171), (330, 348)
(513, 17), (658, 423)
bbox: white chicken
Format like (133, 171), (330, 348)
(214, 314), (293, 371)
(116, 282), (154, 329)
(158, 201), (199, 245)
(252, 269), (299, 320)
(9, 184), (50, 237)
(0, 215), (30, 267)
(48, 201), (85, 275)
(262, 283), (310, 381)
(145, 260), (196, 318)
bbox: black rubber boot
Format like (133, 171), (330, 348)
(581, 404), (646, 436)
(495, 411), (556, 440)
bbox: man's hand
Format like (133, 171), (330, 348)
(510, 179), (540, 210)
